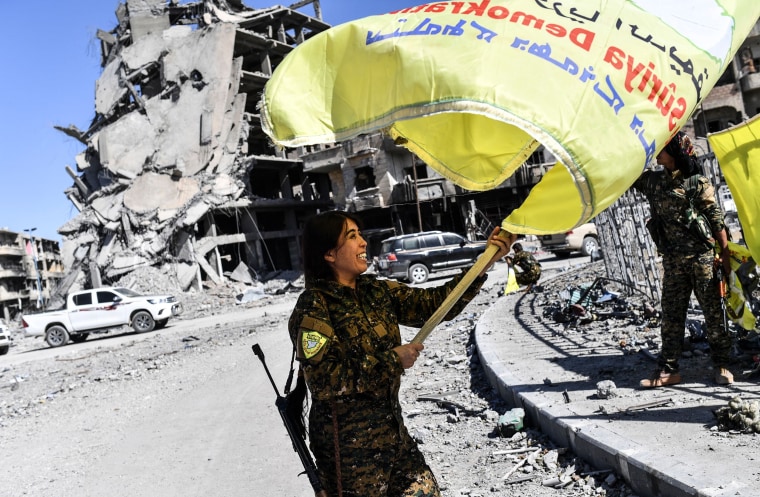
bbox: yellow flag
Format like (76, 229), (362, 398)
(708, 114), (760, 266)
(262, 1), (760, 234)
(504, 267), (520, 294)
(722, 242), (757, 330)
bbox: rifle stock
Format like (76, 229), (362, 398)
(715, 260), (730, 333)
(252, 344), (326, 496)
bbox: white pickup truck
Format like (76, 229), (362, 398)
(22, 287), (182, 348)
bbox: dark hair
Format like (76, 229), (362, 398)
(302, 211), (363, 286)
(664, 131), (701, 177)
(512, 243), (523, 252)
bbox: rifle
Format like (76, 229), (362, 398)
(252, 343), (327, 497)
(714, 258), (732, 339)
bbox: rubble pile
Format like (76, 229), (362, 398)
(398, 282), (639, 496)
(110, 264), (304, 320)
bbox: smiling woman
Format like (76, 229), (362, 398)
(287, 210), (510, 496)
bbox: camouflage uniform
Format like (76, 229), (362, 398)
(289, 272), (487, 496)
(633, 169), (731, 371)
(511, 250), (541, 286)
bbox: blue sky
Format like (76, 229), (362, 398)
(0, 0), (418, 242)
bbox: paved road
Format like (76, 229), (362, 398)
(2, 293), (317, 497)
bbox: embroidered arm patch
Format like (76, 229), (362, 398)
(298, 316), (333, 362)
(302, 331), (328, 359)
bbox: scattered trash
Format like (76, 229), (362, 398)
(543, 276), (657, 328)
(502, 448), (540, 480)
(498, 407), (525, 437)
(597, 398), (673, 416)
(235, 285), (267, 304)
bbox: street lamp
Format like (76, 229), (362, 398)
(24, 228), (44, 309)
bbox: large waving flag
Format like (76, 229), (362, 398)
(262, 0), (760, 235)
(708, 114), (760, 266)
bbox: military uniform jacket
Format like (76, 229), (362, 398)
(288, 272), (486, 448)
(633, 169), (725, 255)
(513, 251), (541, 276)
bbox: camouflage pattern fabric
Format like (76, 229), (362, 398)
(288, 272), (486, 496)
(512, 250), (541, 286)
(659, 252), (732, 371)
(633, 168), (730, 371)
(633, 169), (725, 255)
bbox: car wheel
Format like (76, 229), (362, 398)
(45, 325), (70, 348)
(132, 311), (156, 333)
(70, 333), (90, 343)
(0, 345), (8, 355)
(408, 263), (429, 284)
(154, 319), (169, 330)
(581, 236), (600, 257)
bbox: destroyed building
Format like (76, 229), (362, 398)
(56, 0), (336, 295)
(53, 0), (760, 301)
(0, 229), (64, 322)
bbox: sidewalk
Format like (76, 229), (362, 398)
(475, 263), (760, 497)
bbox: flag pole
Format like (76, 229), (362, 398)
(411, 230), (515, 344)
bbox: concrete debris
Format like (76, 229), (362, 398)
(235, 285), (266, 304)
(596, 379), (618, 399)
(714, 396), (760, 433)
(228, 261), (255, 284)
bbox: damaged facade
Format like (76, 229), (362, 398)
(53, 0), (760, 302)
(56, 0), (336, 296)
(0, 229), (64, 321)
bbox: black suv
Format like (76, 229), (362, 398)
(377, 231), (487, 284)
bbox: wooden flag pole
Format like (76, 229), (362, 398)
(411, 230), (515, 344)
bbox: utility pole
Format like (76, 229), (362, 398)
(411, 153), (423, 232)
(24, 228), (44, 309)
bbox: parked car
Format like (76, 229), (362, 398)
(540, 223), (599, 258)
(22, 287), (182, 348)
(377, 231), (487, 284)
(0, 322), (10, 355)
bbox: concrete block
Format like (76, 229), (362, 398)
(175, 262), (199, 291)
(123, 172), (199, 213)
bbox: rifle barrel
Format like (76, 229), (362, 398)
(253, 343), (325, 495)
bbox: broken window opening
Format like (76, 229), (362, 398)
(167, 3), (205, 29)
(246, 131), (272, 156)
(355, 166), (376, 192)
(249, 167), (296, 199)
(260, 237), (292, 272)
(708, 120), (724, 133)
(305, 173), (332, 202)
(97, 169), (114, 188)
(403, 164), (428, 181)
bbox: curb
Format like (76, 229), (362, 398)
(475, 295), (745, 497)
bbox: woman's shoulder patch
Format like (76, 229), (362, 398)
(298, 316), (333, 361)
(302, 330), (329, 359)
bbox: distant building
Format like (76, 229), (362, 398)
(0, 229), (64, 322)
(687, 21), (760, 140)
(681, 19), (760, 217)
